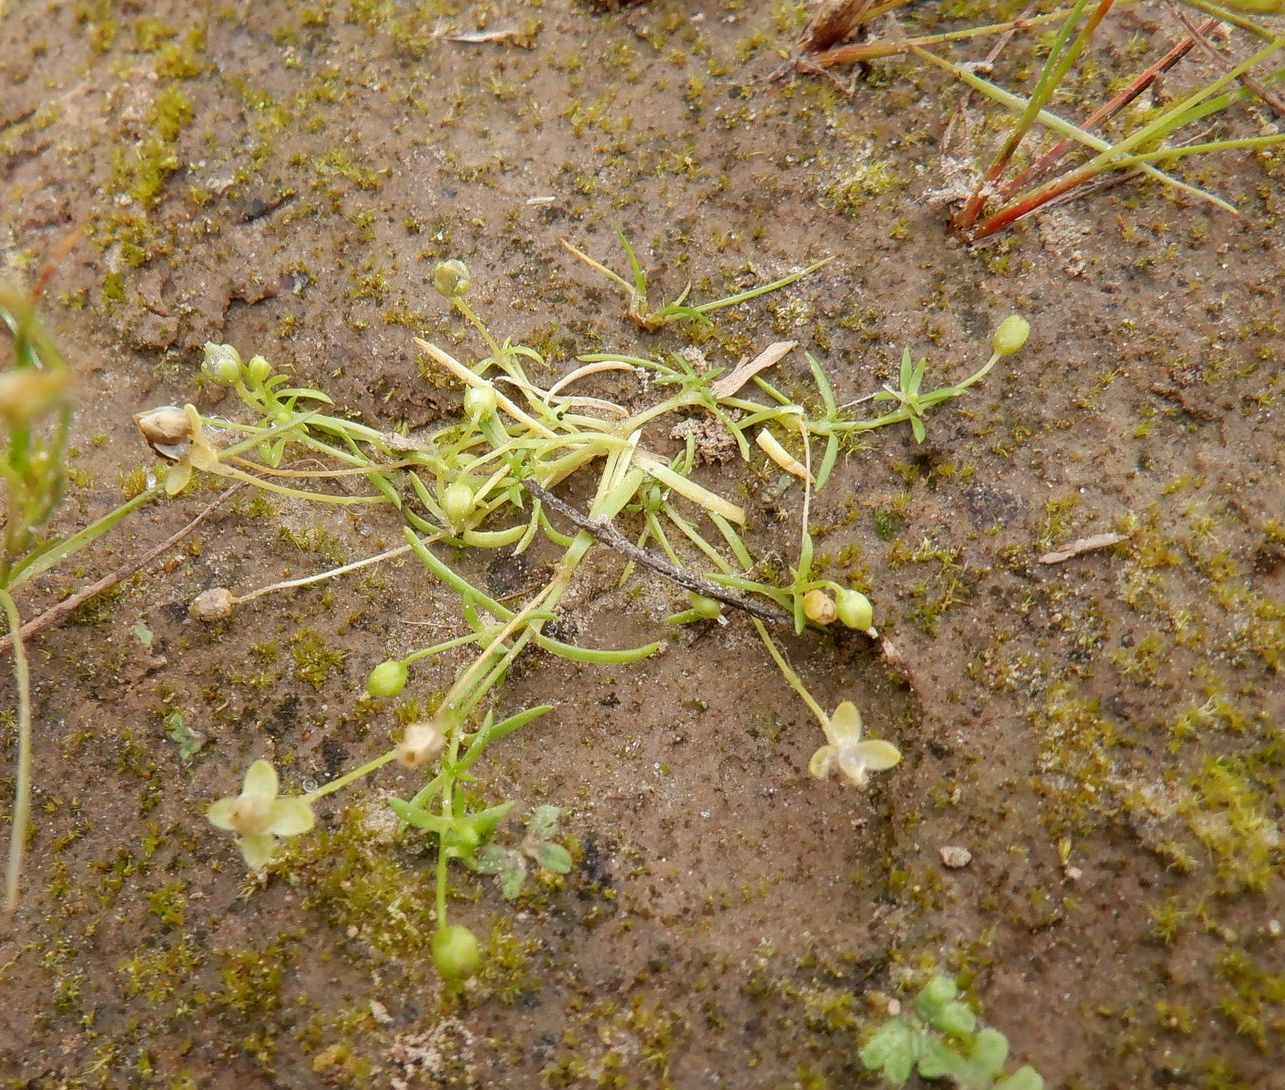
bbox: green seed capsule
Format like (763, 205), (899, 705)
(246, 355), (272, 384)
(432, 924), (481, 980)
(202, 343), (242, 386)
(835, 588), (874, 633)
(366, 659), (408, 699)
(991, 315), (1030, 357)
(432, 259), (471, 300)
(442, 481), (475, 529)
(463, 384), (498, 421)
(690, 593), (722, 620)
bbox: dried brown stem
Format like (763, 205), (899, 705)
(1173, 7), (1285, 118)
(0, 484), (241, 655)
(523, 480), (790, 625)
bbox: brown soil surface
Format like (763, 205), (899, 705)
(1, 3), (1281, 1088)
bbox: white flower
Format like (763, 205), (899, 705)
(808, 701), (901, 789)
(207, 759), (315, 868)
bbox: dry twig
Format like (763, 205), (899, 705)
(0, 484), (241, 654)
(523, 480), (790, 625)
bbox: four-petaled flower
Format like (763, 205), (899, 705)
(809, 701), (901, 788)
(207, 759), (315, 868)
(133, 403), (221, 496)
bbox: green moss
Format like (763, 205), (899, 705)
(146, 879), (188, 928)
(1181, 758), (1279, 895)
(118, 939), (204, 1002)
(291, 627), (345, 688)
(1215, 949), (1283, 1051)
(292, 801), (439, 959)
(888, 536), (969, 636)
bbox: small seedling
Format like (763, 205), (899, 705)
(472, 805), (574, 900)
(861, 975), (1045, 1090)
(561, 226), (833, 331)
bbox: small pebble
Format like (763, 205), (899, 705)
(939, 845), (972, 869)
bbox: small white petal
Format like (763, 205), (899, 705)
(825, 701), (864, 747)
(238, 834), (276, 869)
(242, 759), (279, 801)
(858, 739), (902, 772)
(268, 797), (316, 837)
(808, 745), (838, 780)
(206, 797), (240, 831)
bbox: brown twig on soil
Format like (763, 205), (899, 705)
(0, 484), (241, 655)
(522, 480), (790, 625)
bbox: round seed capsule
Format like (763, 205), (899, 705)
(202, 343), (242, 386)
(366, 659), (408, 699)
(463, 384), (498, 421)
(431, 924), (480, 980)
(690, 593), (722, 620)
(802, 589), (837, 625)
(189, 587), (236, 622)
(442, 481), (475, 529)
(991, 315), (1030, 357)
(432, 259), (471, 300)
(245, 356), (272, 384)
(835, 588), (874, 633)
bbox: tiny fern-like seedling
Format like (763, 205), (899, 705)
(860, 975), (1045, 1090)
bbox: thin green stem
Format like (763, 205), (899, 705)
(1, 589), (31, 913)
(751, 617), (828, 728)
(302, 749), (401, 804)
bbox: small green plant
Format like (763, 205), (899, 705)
(561, 226), (833, 331)
(783, 2), (1285, 239)
(861, 976), (1045, 1090)
(138, 248), (1027, 978)
(472, 804), (574, 900)
(1, 281), (159, 912)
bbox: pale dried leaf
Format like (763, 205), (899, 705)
(1038, 531), (1130, 564)
(798, 0), (876, 55)
(447, 29), (519, 44)
(711, 340), (797, 400)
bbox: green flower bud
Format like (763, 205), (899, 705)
(463, 384), (498, 421)
(366, 659), (408, 699)
(802, 589), (837, 625)
(991, 315), (1030, 357)
(432, 259), (470, 300)
(431, 924), (480, 980)
(835, 588), (874, 633)
(442, 481), (475, 529)
(690, 593), (722, 620)
(202, 343), (243, 386)
(246, 355), (272, 384)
